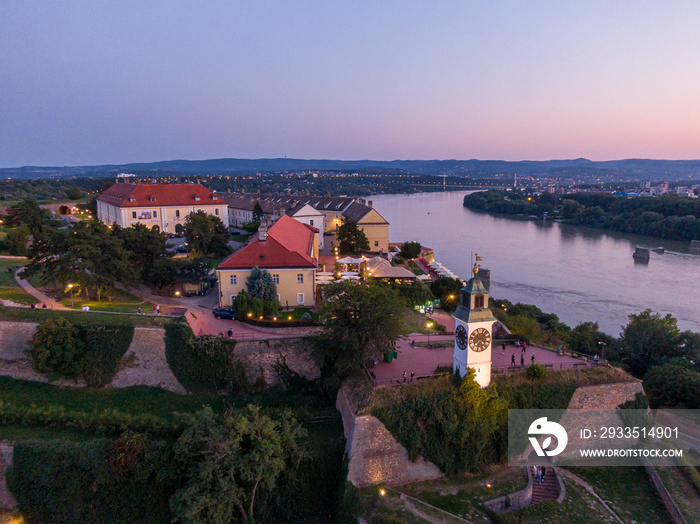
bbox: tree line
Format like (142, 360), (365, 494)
(464, 189), (700, 241)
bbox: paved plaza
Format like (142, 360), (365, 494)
(369, 334), (590, 386)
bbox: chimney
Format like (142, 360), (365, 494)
(257, 189), (261, 194)
(360, 198), (366, 205)
(241, 188), (245, 194)
(227, 188), (231, 193)
(286, 189), (291, 195)
(368, 200), (373, 208)
(280, 207), (286, 216)
(258, 222), (268, 242)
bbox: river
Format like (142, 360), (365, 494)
(369, 191), (700, 335)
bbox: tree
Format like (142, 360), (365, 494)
(171, 405), (306, 524)
(399, 241), (422, 259)
(117, 223), (168, 283)
(245, 267), (277, 301)
(317, 281), (403, 377)
(429, 277), (463, 313)
(183, 211), (231, 257)
(252, 202), (264, 222)
(644, 360), (700, 409)
(66, 188), (82, 200)
(5, 199), (50, 235)
(241, 220), (261, 234)
(620, 309), (681, 378)
(568, 322), (600, 355)
(23, 220), (135, 301)
(336, 218), (369, 255)
(5, 225), (30, 256)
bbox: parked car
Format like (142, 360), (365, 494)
(213, 307), (237, 320)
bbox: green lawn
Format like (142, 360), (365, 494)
(408, 260), (425, 275)
(568, 467), (672, 524)
(0, 258), (39, 304)
(401, 308), (444, 335)
(269, 307), (317, 321)
(0, 305), (174, 327)
(230, 232), (251, 242)
(656, 466), (700, 522)
(57, 287), (154, 313)
(0, 376), (224, 424)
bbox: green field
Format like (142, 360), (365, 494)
(0, 304), (174, 327)
(0, 258), (39, 305)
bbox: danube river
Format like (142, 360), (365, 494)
(370, 191), (699, 335)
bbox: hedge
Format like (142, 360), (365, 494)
(7, 430), (348, 523)
(164, 323), (248, 394)
(27, 320), (134, 387)
(8, 438), (178, 524)
(0, 401), (182, 438)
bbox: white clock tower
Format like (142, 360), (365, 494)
(452, 257), (496, 387)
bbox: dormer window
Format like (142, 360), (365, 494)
(129, 197), (136, 203)
(212, 195), (218, 201)
(194, 194), (201, 201)
(149, 195), (156, 202)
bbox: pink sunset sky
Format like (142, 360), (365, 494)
(2, 1), (700, 167)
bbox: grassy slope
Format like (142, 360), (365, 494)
(0, 305), (173, 327)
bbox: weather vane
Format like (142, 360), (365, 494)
(473, 253), (483, 275)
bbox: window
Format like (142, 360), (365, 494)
(310, 219), (314, 226)
(475, 294), (485, 308)
(215, 209), (219, 216)
(229, 275), (237, 285)
(374, 241), (379, 247)
(175, 210), (180, 218)
(153, 211), (157, 218)
(132, 211), (137, 219)
(297, 293), (304, 304)
(149, 196), (156, 202)
(212, 195), (218, 200)
(297, 274), (304, 284)
(272, 274), (279, 285)
(194, 195), (201, 201)
(129, 197), (136, 202)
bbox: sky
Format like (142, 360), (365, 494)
(2, 1), (700, 167)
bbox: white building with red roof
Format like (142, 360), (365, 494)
(216, 215), (319, 308)
(96, 182), (228, 233)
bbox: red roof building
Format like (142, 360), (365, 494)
(96, 182), (228, 233)
(216, 215), (319, 308)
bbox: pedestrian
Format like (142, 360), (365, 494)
(138, 307), (141, 314)
(541, 466), (547, 482)
(157, 305), (160, 314)
(537, 466), (542, 483)
(403, 371), (407, 383)
(411, 339), (415, 347)
(532, 465), (538, 480)
(523, 342), (527, 352)
(153, 304), (157, 314)
(531, 354), (536, 364)
(410, 372), (415, 382)
(593, 354), (599, 362)
(511, 354), (516, 366)
(520, 354), (524, 366)
(227, 329), (233, 339)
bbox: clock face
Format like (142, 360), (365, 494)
(469, 328), (491, 352)
(455, 325), (468, 350)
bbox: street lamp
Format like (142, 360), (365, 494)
(67, 283), (75, 308)
(598, 341), (607, 362)
(426, 322), (434, 349)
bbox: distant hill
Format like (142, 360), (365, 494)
(3, 157), (700, 182)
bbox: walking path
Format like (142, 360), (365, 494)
(14, 273), (66, 310)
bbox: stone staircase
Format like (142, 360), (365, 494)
(530, 467), (559, 504)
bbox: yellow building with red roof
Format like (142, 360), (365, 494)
(216, 215), (319, 308)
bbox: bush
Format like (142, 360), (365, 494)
(27, 319), (134, 386)
(8, 438), (179, 524)
(644, 361), (700, 408)
(164, 323), (248, 394)
(525, 363), (548, 380)
(27, 318), (85, 380)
